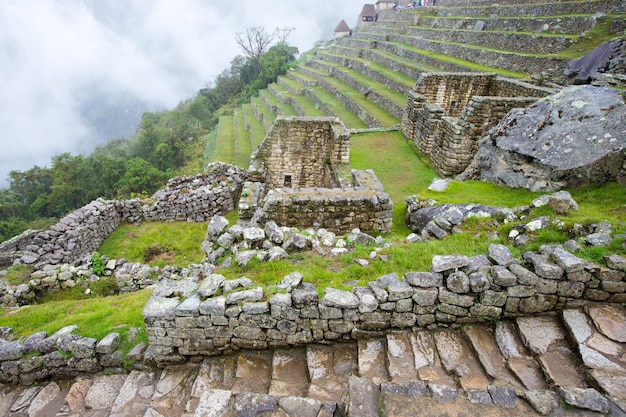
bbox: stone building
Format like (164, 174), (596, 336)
(401, 73), (554, 177)
(239, 117), (393, 234)
(334, 20), (351, 39)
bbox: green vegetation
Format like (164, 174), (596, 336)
(0, 289), (152, 355)
(98, 221), (207, 267)
(0, 36), (299, 243)
(4, 265), (34, 286)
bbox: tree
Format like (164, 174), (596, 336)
(236, 26), (276, 76)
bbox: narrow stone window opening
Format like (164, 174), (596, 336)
(284, 175), (292, 188)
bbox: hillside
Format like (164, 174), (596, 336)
(0, 0), (625, 416)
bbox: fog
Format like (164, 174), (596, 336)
(0, 0), (366, 188)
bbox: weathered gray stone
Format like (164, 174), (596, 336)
(223, 278), (253, 294)
(524, 253), (564, 280)
(321, 288), (359, 308)
(27, 382), (61, 417)
(69, 337), (97, 358)
(279, 396), (321, 417)
(95, 332), (121, 354)
(225, 287), (263, 305)
(267, 246), (288, 261)
(428, 384), (459, 404)
(404, 271), (442, 288)
(431, 255), (469, 272)
(605, 254), (626, 271)
(387, 281), (413, 301)
(175, 293), (201, 316)
(291, 283), (318, 308)
(346, 376), (379, 417)
(488, 244), (512, 266)
(491, 265), (517, 286)
(469, 272), (490, 293)
(194, 388), (232, 417)
(508, 264), (539, 286)
(446, 271), (470, 293)
(462, 86), (626, 192)
(208, 215), (229, 239)
(84, 374), (127, 410)
(550, 247), (585, 273)
(524, 390), (558, 416)
(488, 385), (517, 409)
(199, 296), (226, 315)
(586, 233), (613, 247)
(548, 191), (578, 214)
(198, 274), (225, 298)
(559, 387), (610, 413)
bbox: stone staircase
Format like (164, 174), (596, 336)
(3, 304), (625, 416)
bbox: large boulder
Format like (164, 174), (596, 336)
(459, 86), (626, 192)
(565, 39), (626, 85)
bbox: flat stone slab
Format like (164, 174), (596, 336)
(346, 376), (379, 417)
(516, 316), (567, 355)
(433, 330), (489, 391)
(279, 396), (322, 417)
(27, 382), (62, 417)
(358, 338), (389, 384)
(587, 304), (626, 343)
(410, 330), (435, 370)
(386, 332), (417, 383)
(194, 389), (232, 417)
(232, 351), (272, 394)
(559, 387), (610, 413)
(462, 325), (523, 390)
(269, 349), (309, 398)
(84, 374), (128, 410)
(589, 369), (626, 402)
(538, 349), (587, 388)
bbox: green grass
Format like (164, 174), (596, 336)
(322, 76), (400, 127)
(243, 102), (268, 149)
(0, 289), (152, 355)
(558, 15), (626, 59)
(212, 116), (235, 164)
(310, 87), (368, 129)
(4, 265), (34, 286)
(98, 222), (207, 267)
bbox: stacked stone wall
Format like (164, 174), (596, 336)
(249, 117), (350, 191)
(3, 163), (246, 269)
(143, 247), (626, 366)
(258, 170), (393, 234)
(401, 73), (552, 177)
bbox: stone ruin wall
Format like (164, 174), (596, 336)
(248, 117), (350, 190)
(241, 117), (393, 234)
(0, 163), (246, 269)
(143, 247), (626, 366)
(256, 170), (393, 234)
(401, 73), (553, 177)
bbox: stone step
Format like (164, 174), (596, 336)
(4, 316), (626, 416)
(516, 316), (587, 389)
(433, 329), (490, 393)
(231, 350), (273, 394)
(462, 324), (526, 392)
(268, 348), (310, 398)
(306, 343), (358, 404)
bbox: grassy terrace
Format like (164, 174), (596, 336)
(318, 47), (415, 94)
(242, 102), (268, 149)
(310, 86), (368, 129)
(320, 75), (400, 127)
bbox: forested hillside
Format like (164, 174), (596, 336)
(0, 30), (298, 242)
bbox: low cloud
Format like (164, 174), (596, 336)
(0, 0), (365, 187)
